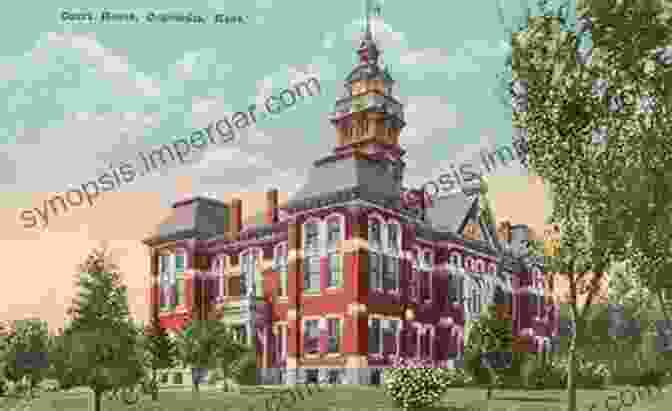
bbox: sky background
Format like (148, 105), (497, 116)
(0, 0), (562, 332)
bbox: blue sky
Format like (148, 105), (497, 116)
(0, 0), (573, 216)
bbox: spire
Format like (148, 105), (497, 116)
(358, 0), (381, 64)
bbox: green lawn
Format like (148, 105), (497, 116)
(0, 385), (670, 411)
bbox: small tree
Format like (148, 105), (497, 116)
(1, 318), (50, 398)
(142, 320), (178, 401)
(62, 244), (146, 411)
(176, 319), (245, 393)
(464, 303), (514, 400)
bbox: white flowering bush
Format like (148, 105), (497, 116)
(382, 358), (457, 410)
(531, 356), (611, 388)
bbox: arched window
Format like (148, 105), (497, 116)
(303, 219), (321, 252)
(449, 252), (462, 268)
(274, 243), (288, 297)
(302, 218), (322, 293)
(326, 214), (345, 289)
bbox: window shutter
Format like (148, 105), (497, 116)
(319, 318), (328, 354)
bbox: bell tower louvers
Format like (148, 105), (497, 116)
(328, 4), (407, 186)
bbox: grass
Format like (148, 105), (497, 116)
(0, 385), (670, 411)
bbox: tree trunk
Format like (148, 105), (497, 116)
(151, 369), (158, 401)
(566, 332), (578, 411)
(94, 390), (102, 411)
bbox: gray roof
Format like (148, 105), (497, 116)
(286, 156), (399, 209)
(426, 191), (477, 233)
(143, 197), (229, 245)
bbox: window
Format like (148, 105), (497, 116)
(414, 250), (422, 268)
(304, 256), (320, 292)
(409, 268), (418, 300)
(383, 256), (399, 291)
(276, 325), (287, 361)
(240, 251), (259, 297)
(327, 318), (341, 353)
(327, 219), (341, 249)
(449, 252), (462, 268)
(369, 219), (382, 249)
(305, 222), (320, 251)
(369, 318), (381, 353)
(175, 276), (184, 306)
(328, 369), (340, 384)
(387, 223), (399, 254)
(328, 253), (342, 288)
(423, 251), (433, 269)
(471, 281), (481, 314)
(304, 320), (319, 354)
(275, 245), (288, 297)
(175, 252), (185, 273)
(369, 252), (383, 289)
(305, 369), (319, 384)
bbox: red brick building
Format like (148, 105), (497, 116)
(142, 12), (559, 386)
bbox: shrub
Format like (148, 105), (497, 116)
(230, 350), (257, 385)
(382, 358), (456, 410)
(530, 356), (611, 389)
(529, 360), (566, 389)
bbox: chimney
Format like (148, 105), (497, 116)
(231, 198), (242, 237)
(266, 189), (278, 225)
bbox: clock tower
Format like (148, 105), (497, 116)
(328, 1), (407, 185)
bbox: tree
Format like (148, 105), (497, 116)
(61, 244), (146, 411)
(175, 319), (246, 393)
(142, 320), (178, 401)
(1, 318), (50, 398)
(464, 304), (514, 400)
(504, 0), (672, 408)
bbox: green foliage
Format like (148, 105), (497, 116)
(175, 319), (246, 390)
(1, 318), (51, 397)
(464, 304), (514, 387)
(228, 349), (257, 385)
(143, 321), (178, 376)
(56, 245), (146, 411)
